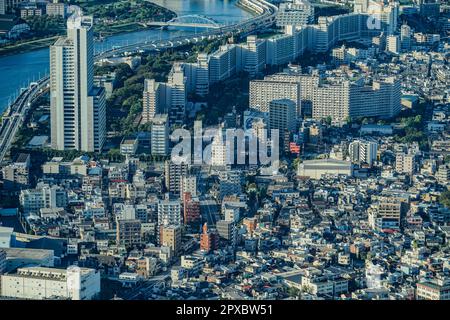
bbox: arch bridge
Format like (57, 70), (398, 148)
(146, 15), (222, 29)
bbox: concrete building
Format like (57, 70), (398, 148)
(183, 192), (200, 225)
(216, 219), (236, 246)
(2, 248), (54, 273)
(417, 280), (450, 300)
(237, 35), (266, 77)
(46, 1), (67, 18)
(348, 140), (378, 166)
(276, 0), (314, 28)
(165, 160), (189, 195)
(395, 152), (415, 174)
(158, 198), (182, 228)
(0, 227), (13, 248)
(269, 99), (297, 150)
(116, 219), (142, 248)
(50, 13), (106, 152)
(209, 44), (238, 84)
(386, 35), (400, 54)
(180, 175), (197, 198)
(142, 79), (164, 123)
(0, 266), (100, 300)
(298, 159), (353, 179)
(1, 153), (30, 190)
(150, 114), (169, 156)
(250, 79), (301, 115)
(0, 0), (27, 15)
(160, 225), (182, 256)
(19, 184), (68, 214)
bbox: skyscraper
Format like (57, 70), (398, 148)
(50, 12), (106, 152)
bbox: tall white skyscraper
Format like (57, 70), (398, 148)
(50, 12), (106, 152)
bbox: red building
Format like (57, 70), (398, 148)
(200, 223), (219, 252)
(183, 192), (200, 225)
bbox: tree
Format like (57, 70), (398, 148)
(439, 190), (450, 209)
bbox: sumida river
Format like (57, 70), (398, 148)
(0, 0), (252, 112)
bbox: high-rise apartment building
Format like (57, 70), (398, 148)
(50, 13), (106, 152)
(250, 79), (301, 115)
(276, 0), (314, 28)
(183, 192), (201, 225)
(142, 79), (164, 123)
(116, 219), (142, 248)
(158, 197), (182, 228)
(165, 160), (189, 195)
(237, 35), (267, 77)
(348, 140), (378, 166)
(160, 225), (182, 256)
(209, 44), (238, 84)
(150, 114), (169, 156)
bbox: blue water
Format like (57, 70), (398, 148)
(0, 0), (251, 112)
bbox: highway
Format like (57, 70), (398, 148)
(0, 0), (277, 164)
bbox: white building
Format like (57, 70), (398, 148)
(348, 140), (378, 166)
(50, 13), (106, 152)
(276, 0), (314, 28)
(150, 114), (169, 156)
(209, 44), (238, 84)
(0, 266), (100, 300)
(19, 183), (68, 214)
(158, 198), (182, 228)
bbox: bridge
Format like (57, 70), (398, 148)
(146, 15), (222, 29)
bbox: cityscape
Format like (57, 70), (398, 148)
(0, 0), (449, 304)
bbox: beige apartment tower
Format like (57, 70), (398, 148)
(50, 13), (106, 152)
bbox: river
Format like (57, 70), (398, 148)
(0, 0), (251, 112)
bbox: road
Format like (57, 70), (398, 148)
(0, 0), (277, 164)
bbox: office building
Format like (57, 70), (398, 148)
(400, 23), (412, 51)
(50, 13), (106, 152)
(150, 114), (169, 156)
(0, 266), (100, 300)
(167, 63), (187, 125)
(269, 99), (297, 150)
(210, 128), (227, 167)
